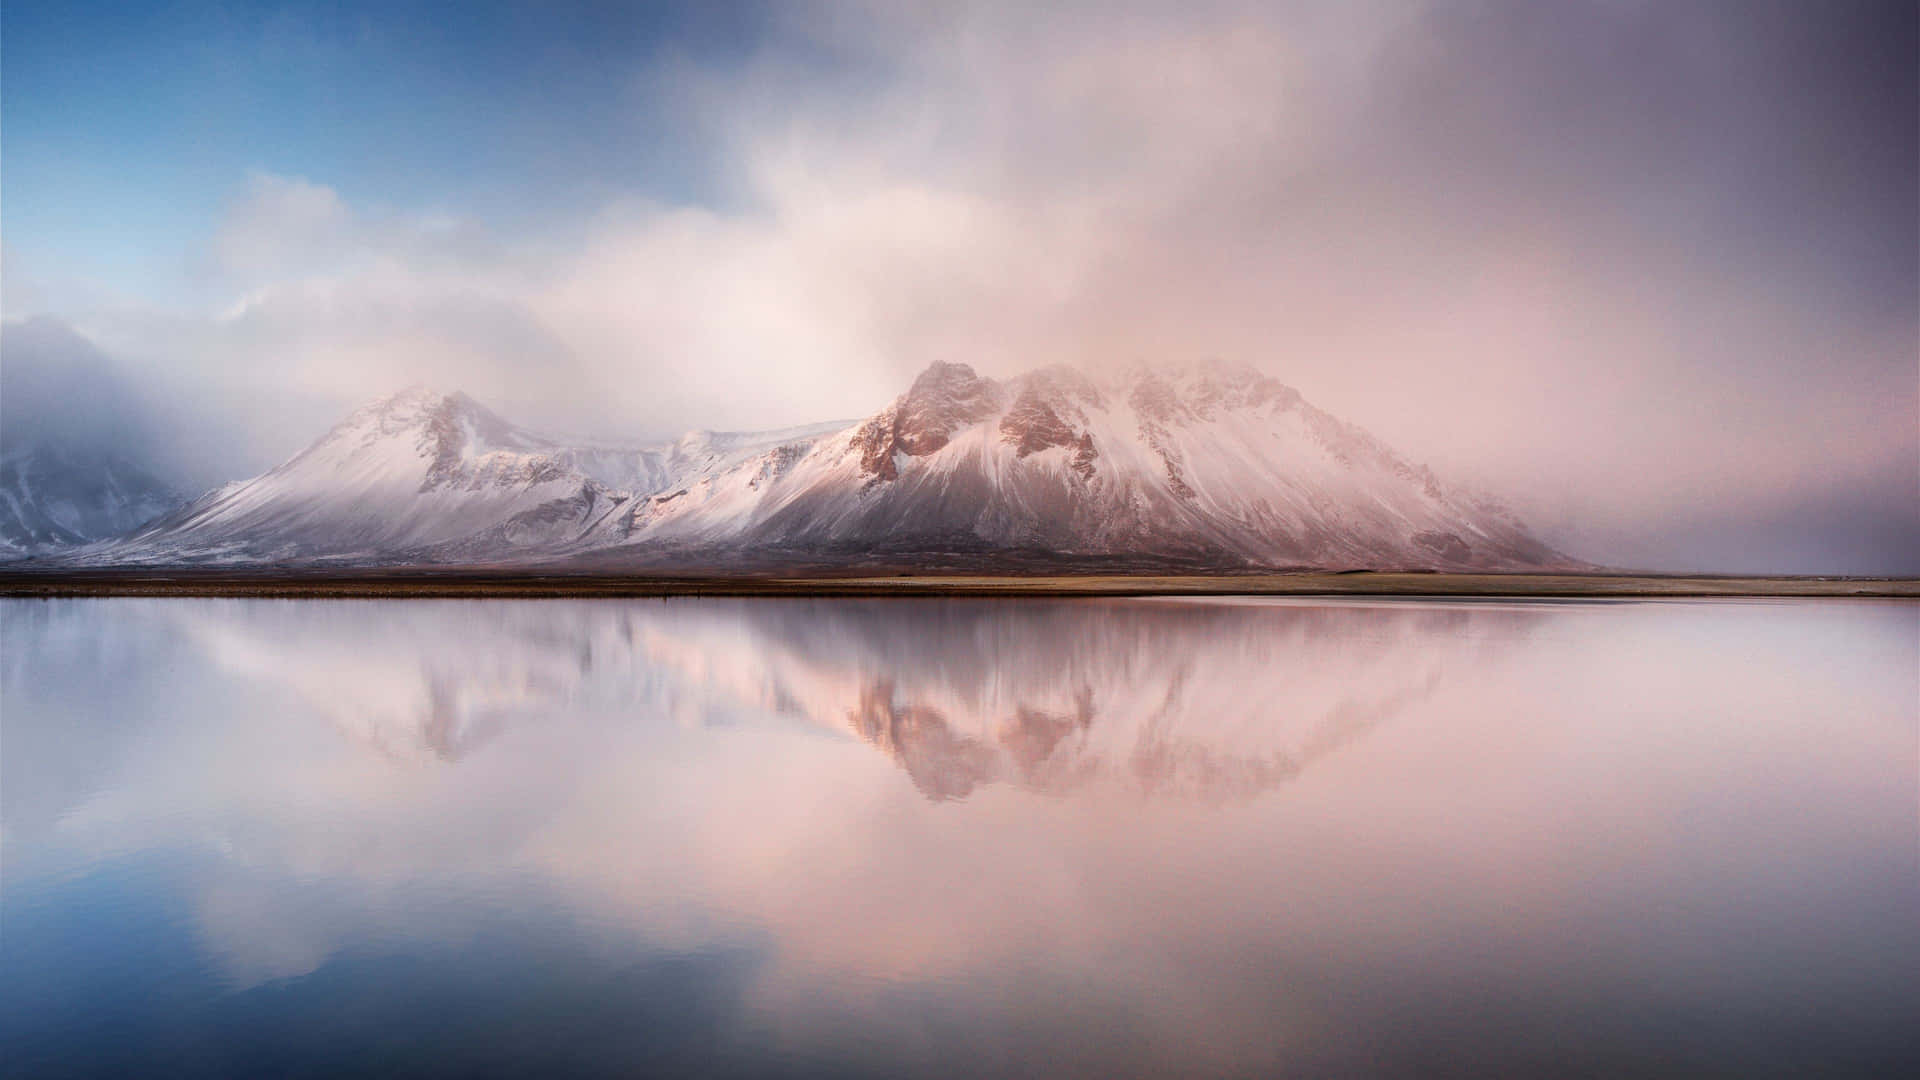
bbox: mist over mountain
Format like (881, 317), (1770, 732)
(0, 319), (186, 552)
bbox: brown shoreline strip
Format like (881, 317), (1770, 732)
(1, 571), (1914, 599)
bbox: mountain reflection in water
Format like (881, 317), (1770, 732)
(83, 598), (1519, 801)
(3, 597), (1915, 1077)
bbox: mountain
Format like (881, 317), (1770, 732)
(107, 386), (843, 565)
(0, 443), (183, 555)
(593, 359), (1565, 569)
(77, 360), (1572, 571)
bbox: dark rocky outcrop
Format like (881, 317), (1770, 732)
(855, 362), (1004, 481)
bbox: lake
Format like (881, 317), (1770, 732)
(2, 596), (1915, 1076)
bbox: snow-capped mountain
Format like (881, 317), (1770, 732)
(0, 442), (183, 555)
(84, 360), (1571, 570)
(593, 359), (1565, 570)
(109, 386), (843, 564)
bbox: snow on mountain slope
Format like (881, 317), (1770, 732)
(602, 359), (1566, 570)
(95, 360), (1569, 569)
(555, 422), (855, 494)
(0, 443), (183, 555)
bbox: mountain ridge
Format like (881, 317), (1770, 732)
(23, 359), (1578, 571)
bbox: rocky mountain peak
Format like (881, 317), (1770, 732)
(322, 387), (533, 460)
(899, 362), (1002, 428)
(856, 361), (1006, 480)
(998, 369), (1101, 479)
(354, 384), (448, 423)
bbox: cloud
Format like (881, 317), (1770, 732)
(214, 171), (356, 279)
(0, 316), (164, 460)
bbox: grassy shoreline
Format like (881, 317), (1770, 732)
(1, 569), (1913, 599)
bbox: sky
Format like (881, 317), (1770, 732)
(1, 0), (1915, 573)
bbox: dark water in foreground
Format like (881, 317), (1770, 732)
(2, 596), (1915, 1077)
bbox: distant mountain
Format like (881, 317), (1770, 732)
(62, 360), (1572, 571)
(0, 443), (182, 555)
(0, 317), (188, 556)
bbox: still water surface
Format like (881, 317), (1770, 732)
(2, 596), (1916, 1076)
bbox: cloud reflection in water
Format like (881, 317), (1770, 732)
(3, 597), (1914, 1076)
